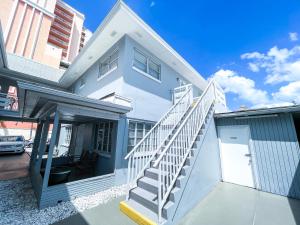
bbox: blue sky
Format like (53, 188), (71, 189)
(64, 0), (300, 110)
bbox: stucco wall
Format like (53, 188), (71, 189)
(73, 34), (203, 122)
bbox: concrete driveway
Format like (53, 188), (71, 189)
(0, 151), (30, 180)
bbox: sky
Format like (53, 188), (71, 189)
(64, 0), (300, 110)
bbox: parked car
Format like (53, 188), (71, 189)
(0, 136), (25, 154)
(25, 138), (34, 148)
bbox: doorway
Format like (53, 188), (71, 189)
(218, 125), (255, 188)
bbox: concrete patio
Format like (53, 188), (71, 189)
(179, 182), (300, 225)
(53, 182), (300, 225)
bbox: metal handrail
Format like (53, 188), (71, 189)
(125, 84), (192, 160)
(125, 84), (193, 187)
(154, 80), (219, 222)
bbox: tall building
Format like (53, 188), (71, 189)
(0, 0), (90, 69)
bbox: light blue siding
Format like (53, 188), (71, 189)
(72, 35), (203, 122)
(39, 174), (116, 208)
(216, 113), (300, 199)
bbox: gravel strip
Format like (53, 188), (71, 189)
(0, 177), (129, 225)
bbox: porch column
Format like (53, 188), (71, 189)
(114, 116), (128, 185)
(29, 121), (43, 170)
(35, 117), (50, 172)
(42, 111), (60, 189)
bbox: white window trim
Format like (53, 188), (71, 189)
(132, 66), (162, 83)
(97, 66), (117, 82)
(98, 48), (119, 79)
(132, 48), (161, 83)
(96, 121), (113, 156)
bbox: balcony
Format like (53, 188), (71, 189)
(48, 35), (68, 49)
(50, 29), (70, 42)
(52, 21), (71, 35)
(55, 8), (73, 22)
(56, 2), (74, 17)
(55, 16), (72, 29)
(0, 92), (18, 112)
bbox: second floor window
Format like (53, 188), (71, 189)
(133, 49), (161, 81)
(99, 49), (119, 77)
(80, 78), (86, 88)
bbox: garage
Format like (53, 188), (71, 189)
(215, 106), (300, 200)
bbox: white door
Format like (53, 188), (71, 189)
(219, 125), (254, 188)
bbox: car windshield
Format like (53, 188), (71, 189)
(0, 136), (24, 142)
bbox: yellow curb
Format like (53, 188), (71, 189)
(120, 201), (157, 225)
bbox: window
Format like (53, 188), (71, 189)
(64, 125), (72, 146)
(127, 121), (154, 153)
(96, 121), (113, 155)
(80, 78), (86, 88)
(133, 49), (161, 81)
(99, 49), (119, 78)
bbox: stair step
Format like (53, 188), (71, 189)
(130, 187), (158, 213)
(180, 165), (190, 176)
(169, 187), (181, 201)
(175, 175), (185, 188)
(138, 177), (158, 194)
(145, 168), (168, 180)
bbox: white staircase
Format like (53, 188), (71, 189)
(120, 80), (225, 225)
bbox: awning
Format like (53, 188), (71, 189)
(16, 81), (132, 121)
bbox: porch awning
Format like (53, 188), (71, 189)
(17, 81), (132, 121)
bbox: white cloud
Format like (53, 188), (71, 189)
(212, 69), (300, 109)
(150, 1), (155, 7)
(289, 32), (298, 42)
(248, 63), (260, 72)
(241, 45), (300, 84)
(272, 81), (300, 104)
(212, 69), (269, 105)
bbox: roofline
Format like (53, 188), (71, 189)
(0, 67), (64, 90)
(18, 81), (132, 114)
(59, 0), (122, 84)
(59, 0), (207, 88)
(120, 1), (206, 83)
(215, 104), (300, 119)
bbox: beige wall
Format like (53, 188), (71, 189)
(0, 0), (85, 68)
(0, 0), (14, 33)
(68, 13), (83, 62)
(0, 0), (61, 68)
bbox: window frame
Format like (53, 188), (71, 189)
(64, 125), (72, 147)
(98, 48), (119, 79)
(96, 121), (114, 157)
(127, 120), (155, 153)
(132, 48), (161, 82)
(79, 78), (86, 88)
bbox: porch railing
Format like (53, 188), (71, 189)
(125, 84), (193, 185)
(0, 92), (18, 111)
(153, 79), (219, 222)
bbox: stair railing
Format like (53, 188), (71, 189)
(153, 79), (218, 222)
(125, 84), (193, 186)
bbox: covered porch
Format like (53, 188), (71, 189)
(1, 78), (131, 208)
